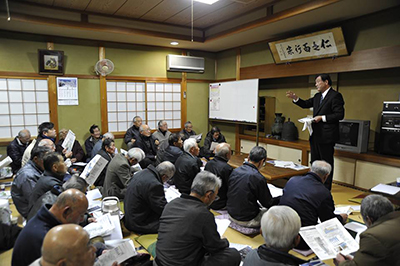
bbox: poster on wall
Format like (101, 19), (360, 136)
(57, 77), (79, 105)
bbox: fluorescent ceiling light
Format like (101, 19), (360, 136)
(170, 41), (179, 46)
(194, 0), (219, 5)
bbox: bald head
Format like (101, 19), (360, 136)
(38, 138), (56, 151)
(41, 224), (95, 266)
(18, 129), (31, 144)
(50, 189), (88, 225)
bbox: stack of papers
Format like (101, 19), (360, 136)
(94, 240), (137, 266)
(272, 160), (309, 171)
(83, 213), (115, 239)
(371, 183), (400, 195)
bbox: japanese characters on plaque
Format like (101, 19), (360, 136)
(275, 32), (338, 61)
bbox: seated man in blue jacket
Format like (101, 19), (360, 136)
(279, 160), (348, 250)
(227, 146), (279, 228)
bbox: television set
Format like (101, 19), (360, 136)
(335, 120), (370, 153)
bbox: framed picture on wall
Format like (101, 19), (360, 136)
(38, 49), (64, 75)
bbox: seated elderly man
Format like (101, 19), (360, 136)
(173, 138), (202, 194)
(29, 152), (68, 210)
(134, 124), (158, 169)
(243, 206), (306, 266)
(102, 148), (145, 199)
(152, 120), (172, 150)
(84, 124), (102, 160)
(227, 146), (279, 228)
(94, 138), (116, 187)
(7, 129), (31, 174)
(155, 171), (241, 266)
(204, 143), (233, 210)
(12, 189), (88, 266)
(124, 161), (175, 234)
(279, 160), (347, 250)
(22, 136), (56, 168)
(156, 133), (183, 165)
(11, 146), (50, 219)
(124, 116), (142, 149)
(335, 195), (400, 266)
(180, 121), (198, 142)
(90, 132), (115, 160)
(56, 128), (85, 163)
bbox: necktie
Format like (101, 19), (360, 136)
(319, 95), (324, 105)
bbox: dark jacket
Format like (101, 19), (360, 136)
(173, 152), (202, 195)
(156, 145), (183, 165)
(156, 194), (230, 266)
(7, 137), (29, 174)
(227, 162), (276, 221)
(11, 160), (43, 218)
(124, 125), (140, 145)
(134, 134), (158, 168)
(204, 156), (233, 210)
(84, 135), (102, 159)
(295, 88), (344, 144)
(56, 139), (85, 162)
(27, 184), (62, 221)
(243, 245), (306, 266)
(179, 129), (197, 142)
(201, 131), (226, 159)
(95, 149), (114, 186)
(29, 170), (64, 210)
(124, 165), (167, 234)
(0, 223), (22, 251)
(279, 172), (344, 227)
(12, 205), (61, 266)
(102, 153), (131, 199)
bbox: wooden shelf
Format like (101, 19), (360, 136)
(239, 133), (400, 168)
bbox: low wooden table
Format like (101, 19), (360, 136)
(228, 153), (310, 181)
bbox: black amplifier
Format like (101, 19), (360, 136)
(379, 102), (400, 156)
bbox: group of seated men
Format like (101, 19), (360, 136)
(5, 118), (400, 266)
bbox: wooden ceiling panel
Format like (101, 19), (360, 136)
(140, 0), (192, 22)
(164, 0), (234, 26)
(114, 0), (163, 19)
(194, 0), (275, 28)
(52, 0), (91, 10)
(25, 0), (55, 5)
(85, 0), (128, 14)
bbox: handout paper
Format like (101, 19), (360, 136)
(215, 218), (231, 237)
(94, 240), (137, 266)
(0, 156), (12, 169)
(62, 130), (76, 152)
(83, 213), (115, 239)
(210, 141), (219, 151)
(267, 183), (283, 198)
(164, 186), (181, 203)
(190, 133), (203, 142)
(80, 155), (108, 186)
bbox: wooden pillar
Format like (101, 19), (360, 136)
(181, 50), (187, 128)
(99, 47), (108, 133)
(46, 42), (59, 134)
(235, 48), (241, 152)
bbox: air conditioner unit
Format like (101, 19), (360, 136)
(167, 54), (205, 73)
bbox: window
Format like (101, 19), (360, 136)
(0, 78), (50, 138)
(106, 81), (181, 131)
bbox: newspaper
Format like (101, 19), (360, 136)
(94, 240), (137, 266)
(299, 218), (359, 260)
(83, 213), (115, 239)
(189, 133), (202, 142)
(62, 130), (76, 152)
(164, 186), (181, 203)
(80, 155), (108, 186)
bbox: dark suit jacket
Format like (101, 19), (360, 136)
(134, 134), (157, 161)
(173, 152), (202, 194)
(295, 88), (344, 144)
(204, 156), (233, 210)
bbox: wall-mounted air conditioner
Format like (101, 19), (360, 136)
(167, 54), (205, 73)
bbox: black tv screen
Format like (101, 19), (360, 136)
(337, 122), (359, 147)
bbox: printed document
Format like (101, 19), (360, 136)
(84, 213), (115, 239)
(164, 186), (181, 203)
(299, 218), (359, 260)
(62, 130), (75, 152)
(94, 240), (137, 266)
(80, 155), (108, 186)
(190, 133), (203, 142)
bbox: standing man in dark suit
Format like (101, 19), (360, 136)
(286, 74), (344, 190)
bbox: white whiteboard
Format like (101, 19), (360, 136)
(209, 79), (259, 123)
